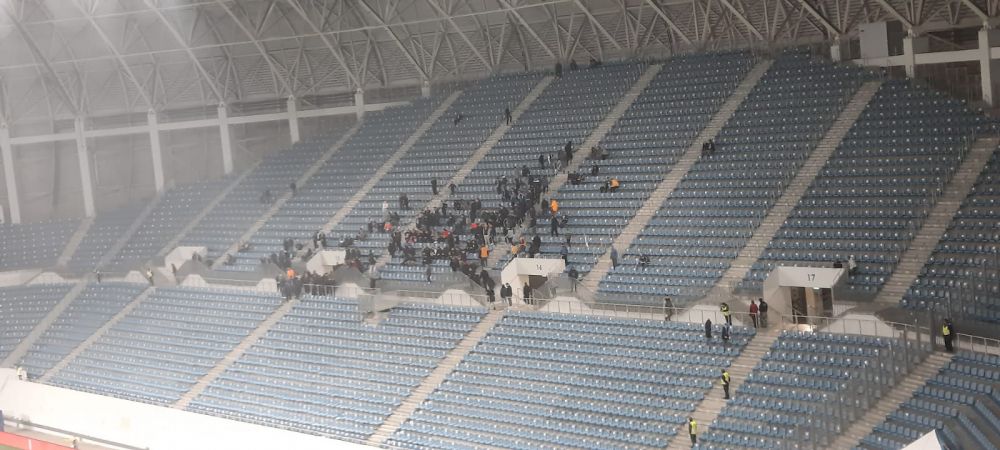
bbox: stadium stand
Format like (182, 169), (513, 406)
(746, 78), (990, 298)
(0, 284), (74, 361)
(220, 98), (447, 271)
(389, 311), (753, 449)
(62, 205), (143, 275)
(698, 330), (927, 449)
(187, 297), (486, 441)
(18, 282), (146, 377)
(180, 129), (354, 260)
(0, 220), (78, 271)
(857, 352), (1000, 450)
(597, 49), (871, 302)
(48, 286), (283, 405)
(103, 179), (230, 273)
(902, 147), (1000, 323)
(527, 51), (755, 275)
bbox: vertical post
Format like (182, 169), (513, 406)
(354, 89), (365, 119)
(147, 110), (165, 193)
(287, 96), (300, 145)
(74, 117), (96, 217)
(902, 34), (916, 78)
(830, 39), (842, 62)
(421, 79), (431, 98)
(217, 104), (233, 175)
(0, 123), (20, 224)
(979, 27), (995, 106)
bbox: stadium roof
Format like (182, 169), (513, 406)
(0, 0), (989, 124)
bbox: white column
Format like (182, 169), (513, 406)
(830, 39), (842, 62)
(421, 80), (431, 98)
(217, 104), (234, 175)
(74, 117), (96, 217)
(979, 27), (995, 106)
(354, 89), (365, 119)
(0, 123), (21, 224)
(902, 34), (916, 78)
(287, 96), (300, 145)
(147, 110), (165, 193)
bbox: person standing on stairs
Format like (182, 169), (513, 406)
(610, 246), (619, 270)
(504, 107), (512, 125)
(758, 298), (769, 328)
(721, 368), (731, 400)
(749, 299), (759, 329)
(688, 417), (697, 446)
(539, 153), (546, 170)
(721, 302), (732, 325)
(431, 178), (438, 195)
(942, 319), (955, 352)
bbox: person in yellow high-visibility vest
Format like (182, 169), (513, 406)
(720, 302), (732, 325)
(688, 417), (697, 445)
(942, 319), (954, 352)
(721, 368), (731, 399)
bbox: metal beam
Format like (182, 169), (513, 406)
(642, 0), (693, 45)
(215, 0), (294, 97)
(283, 0), (362, 89)
(716, 0), (766, 40)
(0, 4), (79, 116)
(141, 0), (225, 102)
(959, 0), (991, 22)
(354, 0), (430, 80)
(424, 0), (492, 70)
(497, 0), (558, 59)
(872, 0), (915, 29)
(571, 0), (623, 50)
(796, 0), (841, 36)
(73, 1), (155, 109)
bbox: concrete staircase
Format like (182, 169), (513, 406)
(173, 298), (301, 409)
(873, 137), (1000, 304)
(665, 326), (782, 450)
(827, 352), (953, 449)
(581, 60), (775, 292)
(38, 286), (156, 382)
(321, 91), (464, 234)
(56, 217), (95, 267)
(373, 77), (555, 270)
(95, 195), (163, 271)
(709, 80), (883, 296)
(157, 159), (262, 258)
(486, 64), (663, 269)
(367, 309), (505, 446)
(211, 123), (363, 269)
(1, 280), (90, 368)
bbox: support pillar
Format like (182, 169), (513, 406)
(74, 118), (96, 217)
(902, 34), (916, 78)
(979, 27), (996, 107)
(421, 80), (431, 98)
(0, 123), (20, 224)
(287, 97), (300, 145)
(830, 38), (842, 62)
(354, 89), (365, 120)
(217, 104), (233, 175)
(147, 110), (165, 193)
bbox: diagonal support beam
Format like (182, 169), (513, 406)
(1, 5), (79, 115)
(959, 0), (991, 22)
(717, 0), (766, 40)
(796, 0), (841, 36)
(872, 0), (915, 29)
(497, 0), (558, 59)
(643, 0), (693, 45)
(354, 0), (430, 80)
(215, 0), (294, 97)
(142, 0), (225, 102)
(73, 0), (154, 110)
(571, 0), (623, 50)
(424, 0), (492, 71)
(283, 0), (362, 89)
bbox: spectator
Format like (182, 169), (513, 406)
(501, 283), (512, 305)
(449, 182), (457, 195)
(479, 244), (489, 267)
(721, 322), (731, 342)
(564, 140), (574, 160)
(538, 153), (546, 169)
(145, 268), (155, 286)
(749, 299), (759, 328)
(521, 165), (530, 177)
(560, 243), (568, 263)
(486, 286), (496, 305)
(453, 113), (463, 125)
(848, 254), (858, 275)
(431, 178), (438, 195)
(721, 369), (731, 399)
(590, 163), (599, 176)
(523, 282), (532, 305)
(758, 297), (769, 328)
(94, 270), (102, 284)
(16, 365), (27, 381)
(704, 319), (713, 339)
(504, 107), (512, 125)
(609, 177), (620, 192)
(567, 266), (578, 292)
(425, 265), (433, 283)
(550, 217), (559, 237)
(289, 182), (297, 196)
(550, 198), (559, 215)
(382, 200), (389, 216)
(720, 302), (732, 325)
(399, 193), (409, 210)
(610, 246), (619, 269)
(664, 297), (674, 321)
(638, 254), (650, 269)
